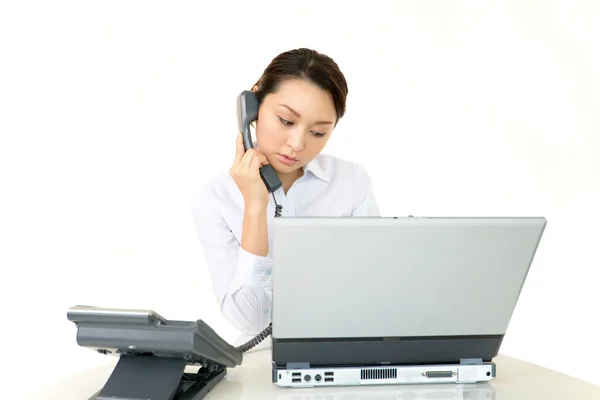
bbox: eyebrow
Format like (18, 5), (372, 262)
(278, 104), (333, 125)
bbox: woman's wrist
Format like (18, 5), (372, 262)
(242, 201), (269, 257)
(244, 201), (268, 217)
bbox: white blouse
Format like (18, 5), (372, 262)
(191, 153), (380, 335)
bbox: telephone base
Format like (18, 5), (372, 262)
(90, 354), (226, 400)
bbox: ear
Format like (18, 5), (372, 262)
(251, 85), (258, 92)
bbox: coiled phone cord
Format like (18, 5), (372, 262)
(236, 193), (281, 353)
(272, 192), (282, 218)
(236, 323), (273, 353)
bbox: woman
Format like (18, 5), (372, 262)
(192, 48), (379, 336)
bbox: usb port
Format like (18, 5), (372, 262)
(324, 372), (334, 376)
(292, 378), (301, 383)
(324, 377), (334, 382)
(292, 372), (301, 377)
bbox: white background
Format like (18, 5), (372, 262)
(1, 1), (599, 398)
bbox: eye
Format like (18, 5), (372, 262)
(278, 116), (293, 126)
(312, 131), (326, 137)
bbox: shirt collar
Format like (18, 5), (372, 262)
(303, 155), (331, 183)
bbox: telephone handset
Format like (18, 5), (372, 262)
(237, 90), (282, 193)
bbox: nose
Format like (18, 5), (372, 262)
(286, 129), (305, 152)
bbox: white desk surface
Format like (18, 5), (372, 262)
(32, 348), (600, 400)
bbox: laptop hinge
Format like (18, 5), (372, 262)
(460, 358), (484, 365)
(286, 362), (310, 369)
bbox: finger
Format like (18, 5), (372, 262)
(250, 153), (268, 170)
(254, 146), (269, 162)
(232, 134), (244, 166)
(240, 148), (256, 169)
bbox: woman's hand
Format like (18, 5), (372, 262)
(230, 133), (270, 212)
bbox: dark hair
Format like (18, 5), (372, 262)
(253, 48), (349, 124)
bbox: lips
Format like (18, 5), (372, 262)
(277, 153), (298, 166)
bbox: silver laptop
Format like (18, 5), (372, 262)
(270, 217), (546, 388)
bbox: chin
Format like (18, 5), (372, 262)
(273, 164), (297, 173)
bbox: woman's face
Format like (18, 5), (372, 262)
(255, 79), (337, 175)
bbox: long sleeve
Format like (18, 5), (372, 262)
(191, 183), (274, 336)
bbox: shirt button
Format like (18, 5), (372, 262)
(264, 308), (270, 313)
(265, 270), (271, 276)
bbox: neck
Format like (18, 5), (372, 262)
(277, 168), (304, 194)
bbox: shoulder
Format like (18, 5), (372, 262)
(312, 153), (376, 210)
(190, 170), (241, 212)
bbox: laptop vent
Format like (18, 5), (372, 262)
(361, 368), (397, 380)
